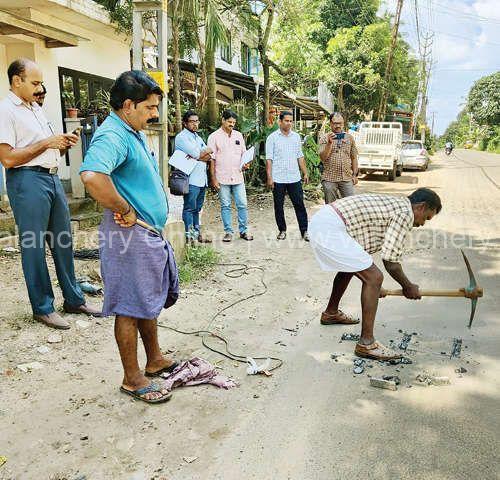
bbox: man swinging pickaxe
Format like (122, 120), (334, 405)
(380, 249), (483, 328)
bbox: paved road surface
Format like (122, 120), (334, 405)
(188, 149), (500, 480)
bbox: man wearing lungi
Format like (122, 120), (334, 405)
(80, 71), (178, 404)
(309, 188), (441, 361)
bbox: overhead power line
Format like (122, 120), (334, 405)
(426, 30), (500, 47)
(419, 0), (500, 25)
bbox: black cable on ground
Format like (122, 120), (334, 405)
(158, 262), (284, 372)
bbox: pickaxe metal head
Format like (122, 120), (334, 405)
(461, 249), (483, 328)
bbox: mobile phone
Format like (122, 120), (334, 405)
(72, 126), (82, 136)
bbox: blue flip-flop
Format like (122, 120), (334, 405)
(120, 383), (172, 404)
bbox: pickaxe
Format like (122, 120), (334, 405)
(381, 249), (483, 328)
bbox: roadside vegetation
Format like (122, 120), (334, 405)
(441, 72), (500, 153)
(178, 245), (221, 284)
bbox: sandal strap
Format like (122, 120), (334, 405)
(325, 310), (356, 322)
(135, 383), (161, 397)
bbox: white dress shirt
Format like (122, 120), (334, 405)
(0, 91), (59, 168)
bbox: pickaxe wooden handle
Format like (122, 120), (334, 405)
(381, 250), (484, 328)
(382, 288), (483, 298)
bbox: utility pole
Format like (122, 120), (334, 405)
(132, 0), (169, 186)
(377, 0), (404, 121)
(412, 32), (433, 138)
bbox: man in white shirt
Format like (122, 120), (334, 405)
(265, 111), (309, 241)
(0, 59), (101, 329)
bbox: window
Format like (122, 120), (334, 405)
(220, 31), (232, 63)
(241, 43), (250, 74)
(58, 67), (113, 121)
(241, 42), (259, 75)
(403, 142), (424, 150)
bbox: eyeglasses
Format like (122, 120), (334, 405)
(187, 119), (200, 124)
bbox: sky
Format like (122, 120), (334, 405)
(380, 0), (500, 135)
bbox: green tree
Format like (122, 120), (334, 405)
(322, 21), (417, 122)
(95, 0), (133, 34)
(441, 110), (473, 146)
(200, 0), (230, 126)
(466, 71), (500, 126)
(170, 0), (198, 132)
(199, 0), (257, 126)
(269, 0), (324, 95)
(313, 0), (379, 47)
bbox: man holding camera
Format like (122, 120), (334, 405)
(319, 112), (359, 203)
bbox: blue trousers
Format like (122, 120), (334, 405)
(6, 168), (85, 315)
(182, 184), (206, 239)
(218, 183), (248, 234)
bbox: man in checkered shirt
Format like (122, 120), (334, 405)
(319, 113), (358, 203)
(308, 188), (442, 360)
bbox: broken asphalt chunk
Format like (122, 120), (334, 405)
(450, 338), (462, 358)
(382, 375), (401, 385)
(341, 333), (360, 342)
(370, 377), (397, 391)
(415, 372), (451, 386)
(398, 333), (412, 351)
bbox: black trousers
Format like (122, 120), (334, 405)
(272, 181), (308, 235)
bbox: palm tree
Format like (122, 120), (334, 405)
(200, 0), (229, 127)
(169, 0), (198, 132)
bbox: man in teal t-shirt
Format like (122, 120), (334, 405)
(80, 71), (177, 405)
(81, 110), (168, 229)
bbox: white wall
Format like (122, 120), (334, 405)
(167, 15), (259, 77)
(0, 9), (130, 181)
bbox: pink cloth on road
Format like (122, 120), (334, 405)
(207, 127), (246, 185)
(159, 357), (237, 392)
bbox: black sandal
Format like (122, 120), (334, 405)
(145, 362), (179, 378)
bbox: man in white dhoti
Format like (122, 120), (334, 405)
(308, 188), (442, 360)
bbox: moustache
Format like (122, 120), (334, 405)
(147, 117), (160, 124)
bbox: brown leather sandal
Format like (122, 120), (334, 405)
(320, 310), (360, 325)
(354, 341), (403, 361)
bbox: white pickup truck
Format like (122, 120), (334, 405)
(355, 121), (403, 181)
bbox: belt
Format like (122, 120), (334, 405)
(17, 166), (58, 175)
(329, 203), (347, 226)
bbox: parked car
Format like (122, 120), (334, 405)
(400, 140), (429, 171)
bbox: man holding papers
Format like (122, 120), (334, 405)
(174, 110), (213, 243)
(208, 110), (253, 242)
